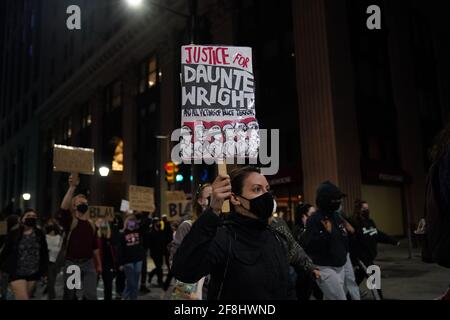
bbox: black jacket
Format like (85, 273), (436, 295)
(172, 209), (290, 300)
(148, 228), (167, 259)
(349, 218), (397, 265)
(0, 227), (49, 277)
(302, 210), (349, 267)
(117, 229), (145, 265)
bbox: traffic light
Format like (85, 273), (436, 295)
(164, 162), (179, 184)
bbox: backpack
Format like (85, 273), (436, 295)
(424, 160), (450, 268)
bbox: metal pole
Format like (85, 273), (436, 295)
(189, 0), (197, 44)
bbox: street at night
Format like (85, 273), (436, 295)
(1, 0), (450, 316)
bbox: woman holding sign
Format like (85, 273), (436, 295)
(172, 166), (290, 300)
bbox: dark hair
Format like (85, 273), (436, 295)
(230, 166), (261, 195)
(352, 199), (367, 226)
(295, 203), (312, 226)
(430, 121), (450, 162)
(22, 208), (37, 219)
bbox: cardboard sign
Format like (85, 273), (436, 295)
(120, 200), (130, 213)
(0, 221), (6, 236)
(53, 144), (95, 175)
(180, 45), (259, 161)
(129, 185), (155, 213)
(89, 206), (115, 222)
(165, 191), (187, 202)
(166, 200), (192, 222)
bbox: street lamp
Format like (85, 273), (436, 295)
(125, 0), (143, 8)
(99, 166), (110, 177)
(22, 193), (31, 201)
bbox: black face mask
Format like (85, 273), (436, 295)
(361, 209), (370, 219)
(46, 225), (59, 234)
(135, 214), (142, 220)
(321, 199), (341, 213)
(24, 217), (37, 228)
(239, 192), (274, 222)
(76, 203), (89, 214)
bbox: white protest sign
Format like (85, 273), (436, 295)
(120, 200), (130, 213)
(180, 45), (259, 161)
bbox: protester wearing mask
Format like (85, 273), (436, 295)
(350, 200), (399, 298)
(167, 184), (212, 300)
(44, 219), (63, 300)
(118, 215), (145, 300)
(58, 174), (102, 300)
(303, 181), (356, 300)
(0, 209), (49, 300)
(172, 166), (290, 300)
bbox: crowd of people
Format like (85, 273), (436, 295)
(0, 158), (448, 300)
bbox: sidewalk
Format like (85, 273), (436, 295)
(373, 239), (450, 300)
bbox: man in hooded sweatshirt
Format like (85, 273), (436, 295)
(303, 181), (359, 300)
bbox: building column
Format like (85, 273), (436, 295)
(292, 0), (362, 212)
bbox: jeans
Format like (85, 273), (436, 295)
(63, 259), (97, 300)
(123, 261), (142, 300)
(47, 262), (60, 300)
(343, 253), (361, 300)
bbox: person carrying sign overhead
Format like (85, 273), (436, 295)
(172, 166), (290, 300)
(57, 174), (102, 300)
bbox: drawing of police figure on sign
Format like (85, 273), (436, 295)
(193, 124), (208, 159)
(222, 123), (236, 159)
(180, 126), (193, 160)
(207, 125), (224, 160)
(235, 122), (248, 158)
(247, 121), (260, 158)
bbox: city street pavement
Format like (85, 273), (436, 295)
(372, 239), (450, 300)
(3, 240), (448, 300)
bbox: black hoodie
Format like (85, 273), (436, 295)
(303, 210), (349, 267)
(172, 208), (290, 300)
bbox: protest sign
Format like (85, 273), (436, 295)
(120, 200), (130, 213)
(53, 144), (95, 175)
(129, 185), (155, 213)
(89, 206), (115, 222)
(180, 45), (259, 161)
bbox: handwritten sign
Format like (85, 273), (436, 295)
(129, 185), (155, 213)
(180, 45), (259, 161)
(53, 144), (95, 175)
(89, 206), (115, 222)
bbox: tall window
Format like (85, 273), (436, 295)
(139, 55), (160, 93)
